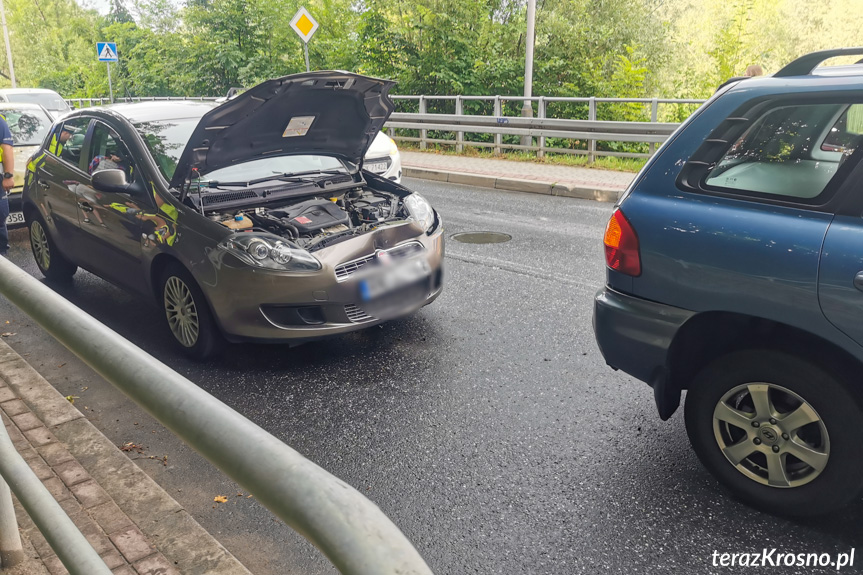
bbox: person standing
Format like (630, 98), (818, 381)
(0, 114), (14, 256)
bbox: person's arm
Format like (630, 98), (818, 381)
(0, 119), (13, 191)
(1, 144), (13, 190)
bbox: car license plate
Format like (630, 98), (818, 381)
(6, 212), (24, 225)
(359, 258), (429, 301)
(365, 161), (388, 174)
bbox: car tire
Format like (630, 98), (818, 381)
(159, 262), (223, 359)
(684, 349), (863, 517)
(27, 213), (77, 281)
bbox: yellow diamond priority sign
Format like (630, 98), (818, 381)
(290, 7), (319, 43)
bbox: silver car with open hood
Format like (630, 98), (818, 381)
(22, 71), (444, 358)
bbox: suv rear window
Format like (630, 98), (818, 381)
(704, 103), (859, 200)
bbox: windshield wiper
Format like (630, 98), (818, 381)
(205, 169), (347, 188)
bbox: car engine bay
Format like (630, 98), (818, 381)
(203, 187), (416, 252)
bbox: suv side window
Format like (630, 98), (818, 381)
(86, 122), (136, 181)
(704, 103), (860, 201)
(50, 117), (90, 167)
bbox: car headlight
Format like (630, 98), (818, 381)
(218, 233), (321, 271)
(389, 138), (400, 158)
(403, 193), (435, 232)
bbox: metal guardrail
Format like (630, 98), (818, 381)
(386, 95), (707, 161)
(0, 256), (433, 575)
(64, 94), (706, 161)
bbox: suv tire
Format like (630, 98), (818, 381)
(159, 262), (223, 359)
(684, 349), (863, 517)
(27, 213), (77, 281)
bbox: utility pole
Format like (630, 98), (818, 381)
(0, 0), (15, 88)
(521, 0), (536, 149)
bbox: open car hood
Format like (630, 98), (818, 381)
(169, 71), (396, 188)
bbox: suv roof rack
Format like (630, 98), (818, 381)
(774, 47), (863, 77)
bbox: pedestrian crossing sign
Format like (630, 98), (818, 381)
(97, 42), (119, 62)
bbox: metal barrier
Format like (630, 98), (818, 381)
(0, 256), (433, 575)
(64, 94), (705, 161)
(386, 95), (706, 161)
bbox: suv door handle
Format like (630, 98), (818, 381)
(37, 181), (49, 190)
(854, 271), (863, 292)
(77, 202), (94, 213)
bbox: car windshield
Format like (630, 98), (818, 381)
(0, 108), (51, 146)
(135, 117), (347, 182)
(4, 93), (69, 112)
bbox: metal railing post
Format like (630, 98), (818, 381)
(0, 417), (111, 574)
(418, 96), (427, 150)
(494, 96), (502, 155)
(649, 97), (658, 156)
(588, 97), (596, 163)
(0, 474), (23, 567)
(455, 95), (463, 153)
(537, 96), (545, 159)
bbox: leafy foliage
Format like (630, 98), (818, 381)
(0, 0), (859, 108)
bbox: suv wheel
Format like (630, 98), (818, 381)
(159, 262), (223, 359)
(684, 349), (863, 516)
(28, 214), (77, 281)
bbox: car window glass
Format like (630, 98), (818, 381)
(52, 117), (90, 167)
(0, 108), (51, 146)
(704, 103), (856, 200)
(87, 122), (136, 181)
(3, 92), (70, 112)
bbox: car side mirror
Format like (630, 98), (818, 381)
(91, 169), (129, 194)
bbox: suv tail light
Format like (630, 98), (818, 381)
(603, 209), (641, 276)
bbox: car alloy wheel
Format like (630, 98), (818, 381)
(158, 262), (223, 359)
(27, 214), (76, 281)
(30, 219), (51, 271)
(712, 382), (829, 488)
(164, 276), (200, 348)
(685, 349), (863, 516)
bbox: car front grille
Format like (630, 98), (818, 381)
(345, 304), (374, 323)
(334, 241), (425, 282)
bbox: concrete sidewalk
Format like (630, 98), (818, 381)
(400, 150), (637, 202)
(0, 340), (252, 575)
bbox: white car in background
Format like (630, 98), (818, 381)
(364, 132), (402, 183)
(0, 88), (72, 120)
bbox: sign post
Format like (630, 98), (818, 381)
(289, 7), (319, 73)
(96, 42), (119, 103)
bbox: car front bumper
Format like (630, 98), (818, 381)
(201, 224), (444, 343)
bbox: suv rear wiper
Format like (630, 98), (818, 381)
(205, 169), (347, 188)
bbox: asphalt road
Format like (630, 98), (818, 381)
(0, 179), (860, 575)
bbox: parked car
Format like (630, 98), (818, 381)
(0, 88), (72, 120)
(23, 71), (444, 358)
(0, 102), (54, 228)
(364, 132), (403, 183)
(215, 87), (402, 182)
(593, 48), (863, 516)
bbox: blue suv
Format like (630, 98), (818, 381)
(593, 48), (863, 516)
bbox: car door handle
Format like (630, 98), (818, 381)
(77, 202), (94, 213)
(854, 271), (863, 292)
(38, 181), (49, 190)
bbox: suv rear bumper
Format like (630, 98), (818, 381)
(593, 286), (695, 397)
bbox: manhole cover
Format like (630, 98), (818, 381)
(451, 231), (512, 244)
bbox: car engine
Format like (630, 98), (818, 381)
(206, 188), (411, 251)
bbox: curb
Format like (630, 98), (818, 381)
(403, 166), (621, 203)
(0, 340), (252, 575)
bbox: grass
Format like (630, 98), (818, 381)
(397, 142), (647, 173)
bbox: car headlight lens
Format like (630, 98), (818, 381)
(403, 193), (435, 232)
(389, 139), (400, 157)
(218, 233), (321, 271)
